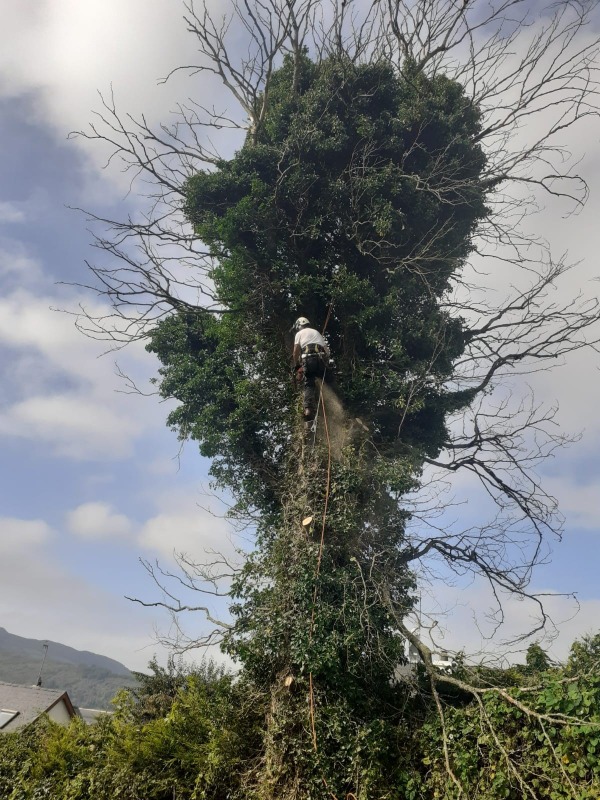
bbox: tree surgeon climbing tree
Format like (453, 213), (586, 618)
(74, 0), (600, 796)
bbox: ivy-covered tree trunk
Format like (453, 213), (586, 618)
(221, 427), (416, 797)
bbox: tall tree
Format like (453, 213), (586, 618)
(74, 0), (600, 795)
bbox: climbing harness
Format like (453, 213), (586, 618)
(301, 343), (327, 355)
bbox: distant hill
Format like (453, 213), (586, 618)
(0, 628), (138, 709)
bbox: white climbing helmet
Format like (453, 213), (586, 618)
(294, 316), (311, 331)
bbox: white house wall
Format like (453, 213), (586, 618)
(47, 699), (72, 726)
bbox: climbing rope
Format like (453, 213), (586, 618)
(306, 306), (334, 757)
(297, 304), (356, 798)
(307, 370), (333, 800)
(321, 301), (334, 336)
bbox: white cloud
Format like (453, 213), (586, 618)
(0, 0), (231, 198)
(0, 288), (164, 460)
(0, 239), (41, 279)
(0, 517), (52, 554)
(416, 577), (600, 665)
(139, 508), (235, 562)
(0, 202), (25, 223)
(66, 501), (132, 539)
(134, 495), (241, 661)
(0, 1), (192, 113)
(0, 394), (139, 459)
(0, 289), (102, 359)
(136, 482), (247, 563)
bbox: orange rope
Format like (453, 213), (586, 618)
(321, 301), (334, 335)
(308, 377), (333, 752)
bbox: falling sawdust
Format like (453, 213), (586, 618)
(316, 382), (368, 459)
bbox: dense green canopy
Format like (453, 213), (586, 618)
(148, 56), (487, 511)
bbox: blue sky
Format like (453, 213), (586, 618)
(0, 0), (599, 671)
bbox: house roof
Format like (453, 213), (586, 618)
(0, 681), (76, 730)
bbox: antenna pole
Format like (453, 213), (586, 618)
(36, 643), (49, 687)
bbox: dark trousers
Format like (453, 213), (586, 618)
(302, 353), (328, 420)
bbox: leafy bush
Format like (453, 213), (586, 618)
(0, 660), (263, 800)
(5, 639), (600, 799)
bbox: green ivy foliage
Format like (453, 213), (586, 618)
(148, 54), (487, 513)
(415, 637), (600, 799)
